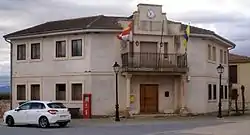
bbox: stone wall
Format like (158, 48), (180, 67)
(0, 100), (10, 117)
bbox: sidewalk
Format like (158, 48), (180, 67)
(70, 114), (250, 126)
(178, 119), (250, 135)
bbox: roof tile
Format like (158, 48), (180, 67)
(229, 53), (250, 63)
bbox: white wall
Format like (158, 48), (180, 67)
(12, 34), (91, 77)
(12, 75), (86, 109)
(11, 32), (128, 115)
(184, 36), (229, 114)
(11, 27), (232, 115)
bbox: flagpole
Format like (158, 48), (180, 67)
(160, 19), (164, 45)
(130, 16), (135, 57)
(158, 19), (164, 68)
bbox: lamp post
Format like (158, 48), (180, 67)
(113, 62), (120, 121)
(217, 64), (224, 118)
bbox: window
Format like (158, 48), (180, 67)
(164, 42), (168, 58)
(220, 49), (223, 63)
(72, 39), (82, 57)
(17, 44), (26, 60)
(208, 44), (212, 60)
(224, 85), (228, 99)
(213, 84), (217, 100)
(31, 43), (40, 59)
(56, 84), (66, 100)
(229, 65), (237, 83)
(19, 103), (31, 110)
(47, 102), (66, 108)
(56, 41), (66, 58)
(224, 51), (227, 64)
(212, 46), (216, 61)
(31, 84), (40, 100)
(30, 103), (45, 109)
(165, 91), (169, 97)
(220, 85), (223, 99)
(71, 83), (82, 101)
(17, 85), (26, 100)
(208, 84), (212, 100)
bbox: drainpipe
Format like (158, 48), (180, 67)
(227, 46), (235, 115)
(4, 38), (13, 110)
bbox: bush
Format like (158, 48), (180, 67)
(0, 93), (10, 100)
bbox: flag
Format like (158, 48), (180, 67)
(183, 23), (190, 50)
(117, 21), (132, 41)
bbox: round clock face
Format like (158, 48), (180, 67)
(147, 9), (156, 19)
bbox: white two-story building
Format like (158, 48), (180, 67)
(4, 4), (236, 116)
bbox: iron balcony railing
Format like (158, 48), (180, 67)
(121, 52), (188, 72)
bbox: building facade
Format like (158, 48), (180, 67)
(229, 53), (250, 107)
(4, 4), (236, 116)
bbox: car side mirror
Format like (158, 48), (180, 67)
(15, 108), (21, 111)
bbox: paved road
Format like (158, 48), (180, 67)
(0, 116), (249, 135)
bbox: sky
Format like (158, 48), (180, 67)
(0, 0), (250, 80)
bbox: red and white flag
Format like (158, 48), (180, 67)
(117, 21), (132, 41)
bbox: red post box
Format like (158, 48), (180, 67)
(83, 93), (92, 119)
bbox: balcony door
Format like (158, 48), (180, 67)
(140, 42), (157, 68)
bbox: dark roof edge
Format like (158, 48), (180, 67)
(181, 23), (236, 48)
(3, 15), (126, 39)
(4, 28), (122, 40)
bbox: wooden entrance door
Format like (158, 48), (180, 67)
(140, 84), (159, 113)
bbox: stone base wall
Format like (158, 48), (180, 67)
(0, 100), (10, 118)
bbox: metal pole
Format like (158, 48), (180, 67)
(115, 72), (120, 121)
(218, 73), (222, 118)
(4, 38), (12, 110)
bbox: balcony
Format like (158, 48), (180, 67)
(121, 52), (188, 73)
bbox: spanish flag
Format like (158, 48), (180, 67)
(183, 23), (190, 50)
(117, 21), (132, 41)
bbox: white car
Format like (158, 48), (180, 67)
(3, 101), (71, 128)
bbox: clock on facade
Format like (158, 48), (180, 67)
(147, 9), (156, 19)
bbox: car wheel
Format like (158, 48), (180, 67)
(58, 122), (68, 128)
(6, 116), (14, 127)
(39, 116), (49, 128)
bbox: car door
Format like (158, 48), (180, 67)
(12, 103), (31, 124)
(27, 102), (46, 124)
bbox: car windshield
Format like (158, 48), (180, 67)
(47, 102), (66, 108)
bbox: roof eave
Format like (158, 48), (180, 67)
(229, 60), (250, 64)
(4, 28), (122, 40)
(187, 33), (236, 49)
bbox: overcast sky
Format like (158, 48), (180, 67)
(0, 0), (250, 78)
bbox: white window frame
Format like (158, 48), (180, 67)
(208, 44), (212, 60)
(220, 49), (223, 64)
(16, 42), (28, 63)
(54, 38), (68, 61)
(207, 44), (216, 64)
(212, 46), (216, 61)
(15, 83), (27, 101)
(69, 81), (85, 103)
(29, 41), (42, 62)
(208, 83), (217, 102)
(69, 38), (85, 60)
(223, 50), (227, 64)
(222, 84), (228, 101)
(54, 82), (68, 103)
(29, 82), (42, 101)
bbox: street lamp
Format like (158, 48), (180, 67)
(113, 62), (120, 121)
(217, 64), (224, 118)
